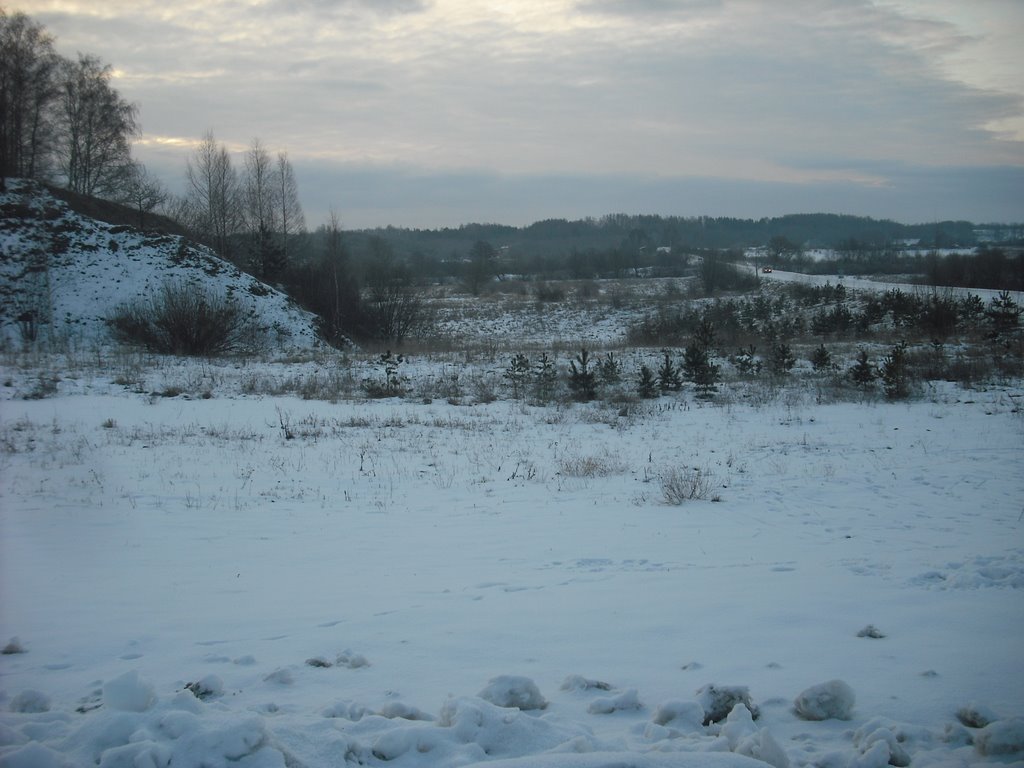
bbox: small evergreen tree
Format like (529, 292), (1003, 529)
(879, 340), (910, 400)
(504, 353), (531, 399)
(598, 352), (622, 385)
(683, 343), (719, 397)
(567, 347), (598, 401)
(849, 348), (876, 391)
(533, 352), (557, 402)
(769, 341), (796, 375)
(985, 291), (1021, 339)
(637, 364), (658, 398)
(810, 343), (832, 371)
(657, 349), (682, 392)
(731, 344), (761, 376)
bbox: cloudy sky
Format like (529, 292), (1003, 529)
(18, 0), (1024, 228)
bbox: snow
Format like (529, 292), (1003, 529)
(975, 718), (1024, 756)
(793, 681), (855, 722)
(0, 179), (321, 350)
(2, 181), (1024, 766)
(2, 362), (1020, 767)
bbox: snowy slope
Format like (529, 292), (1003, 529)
(0, 179), (321, 350)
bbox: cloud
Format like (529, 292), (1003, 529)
(265, 0), (429, 13)
(284, 160), (1024, 229)
(576, 0), (722, 16)
(27, 0), (1024, 226)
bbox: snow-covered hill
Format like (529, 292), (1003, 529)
(0, 179), (321, 350)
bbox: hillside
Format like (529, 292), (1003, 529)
(0, 179), (321, 351)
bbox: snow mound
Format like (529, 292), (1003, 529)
(0, 179), (320, 351)
(478, 675), (548, 710)
(912, 554), (1024, 590)
(852, 719), (913, 767)
(435, 696), (592, 760)
(461, 754), (769, 768)
(183, 675), (223, 701)
(561, 674), (613, 692)
(102, 670), (156, 713)
(652, 700), (705, 730)
(975, 718), (1024, 756)
(335, 649), (370, 669)
(587, 688), (642, 714)
(7, 691), (50, 714)
(720, 705), (790, 768)
(696, 685), (758, 725)
(0, 741), (70, 768)
(957, 702), (1000, 728)
(793, 679), (855, 721)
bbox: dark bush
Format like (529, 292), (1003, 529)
(107, 281), (249, 356)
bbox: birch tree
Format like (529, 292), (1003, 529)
(0, 9), (61, 182)
(185, 130), (240, 260)
(57, 53), (138, 197)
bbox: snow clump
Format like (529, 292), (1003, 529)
(561, 674), (612, 692)
(1, 638), (26, 655)
(720, 704), (790, 768)
(437, 696), (592, 759)
(696, 684), (759, 724)
(102, 670), (156, 712)
(652, 700), (705, 730)
(478, 675), (548, 710)
(335, 649), (370, 669)
(957, 701), (999, 728)
(793, 679), (855, 721)
(587, 688), (642, 714)
(853, 720), (912, 767)
(8, 689), (50, 713)
(262, 667), (294, 685)
(184, 674), (223, 700)
(974, 718), (1024, 756)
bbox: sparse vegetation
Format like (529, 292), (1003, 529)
(660, 465), (713, 505)
(106, 280), (250, 356)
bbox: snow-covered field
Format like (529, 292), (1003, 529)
(2, 354), (1023, 767)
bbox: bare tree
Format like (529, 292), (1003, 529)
(186, 130), (240, 260)
(241, 138), (284, 279)
(121, 161), (167, 229)
(274, 150), (305, 263)
(56, 53), (138, 197)
(0, 9), (61, 182)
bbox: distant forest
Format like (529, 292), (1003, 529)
(346, 212), (1021, 264)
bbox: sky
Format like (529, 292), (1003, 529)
(14, 0), (1024, 229)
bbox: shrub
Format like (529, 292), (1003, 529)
(106, 281), (249, 356)
(661, 466), (712, 504)
(361, 350), (406, 398)
(533, 282), (566, 303)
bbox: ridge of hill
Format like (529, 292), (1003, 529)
(0, 179), (321, 351)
